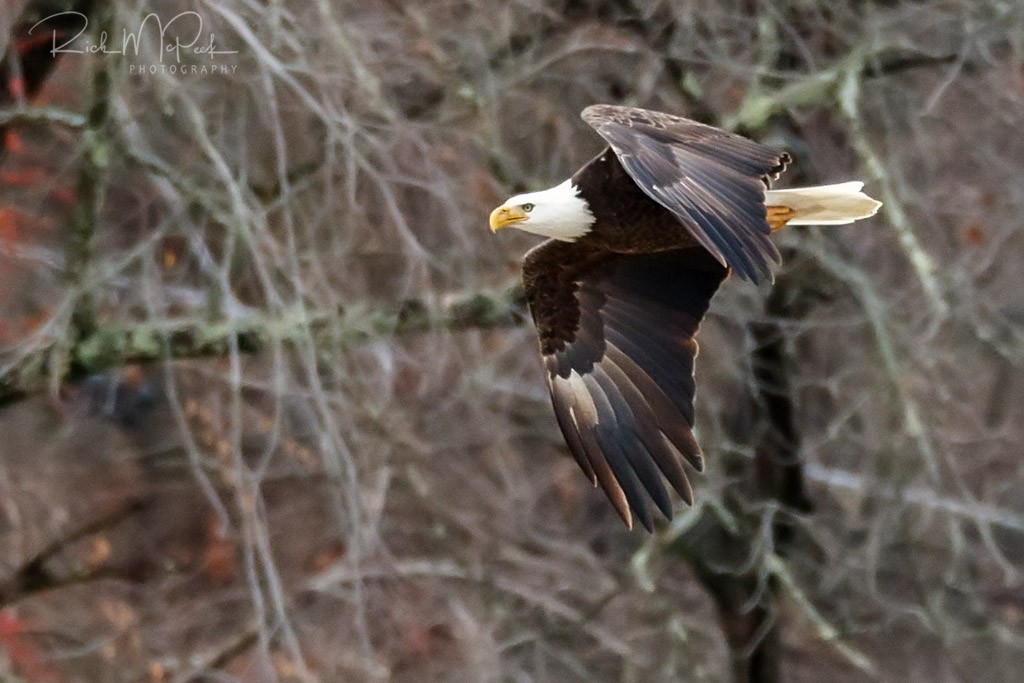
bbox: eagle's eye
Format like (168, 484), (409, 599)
(522, 203), (535, 213)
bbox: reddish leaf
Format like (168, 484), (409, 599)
(963, 222), (985, 247)
(3, 130), (23, 154)
(0, 168), (44, 185)
(0, 208), (18, 244)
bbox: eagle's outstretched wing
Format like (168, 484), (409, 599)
(522, 239), (727, 530)
(582, 104), (791, 283)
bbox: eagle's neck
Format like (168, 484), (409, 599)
(521, 180), (595, 242)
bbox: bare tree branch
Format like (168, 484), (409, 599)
(0, 282), (526, 408)
(0, 498), (150, 607)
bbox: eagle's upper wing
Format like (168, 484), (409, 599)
(522, 239), (728, 530)
(582, 104), (791, 283)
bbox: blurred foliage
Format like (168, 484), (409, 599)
(1, 0), (1024, 680)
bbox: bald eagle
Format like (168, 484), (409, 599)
(489, 105), (881, 531)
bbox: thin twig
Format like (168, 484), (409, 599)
(838, 62), (948, 319)
(0, 106), (85, 127)
(0, 498), (150, 607)
(768, 555), (879, 679)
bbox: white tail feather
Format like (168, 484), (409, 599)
(764, 181), (882, 225)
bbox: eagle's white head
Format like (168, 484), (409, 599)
(489, 180), (595, 241)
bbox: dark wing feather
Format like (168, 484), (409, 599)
(582, 104), (791, 283)
(523, 240), (727, 530)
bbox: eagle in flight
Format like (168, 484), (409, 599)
(489, 105), (881, 531)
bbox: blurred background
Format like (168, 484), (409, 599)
(1, 0), (1023, 681)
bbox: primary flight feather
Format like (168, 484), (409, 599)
(490, 105), (881, 531)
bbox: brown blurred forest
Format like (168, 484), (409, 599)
(1, 0), (1023, 681)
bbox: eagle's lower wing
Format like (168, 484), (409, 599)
(582, 104), (791, 283)
(522, 240), (727, 530)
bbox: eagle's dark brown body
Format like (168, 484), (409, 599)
(570, 148), (701, 254)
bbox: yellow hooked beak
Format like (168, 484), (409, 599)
(489, 205), (528, 232)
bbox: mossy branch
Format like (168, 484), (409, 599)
(66, 5), (114, 337)
(725, 48), (958, 132)
(42, 4), (115, 402)
(0, 282), (527, 408)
